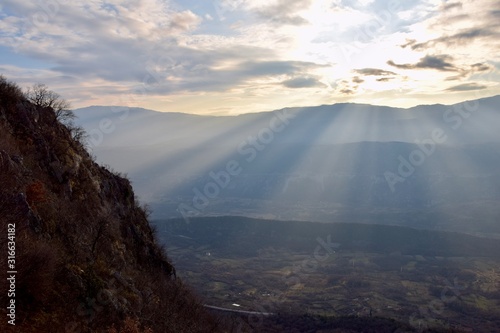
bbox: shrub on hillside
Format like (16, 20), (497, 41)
(0, 75), (24, 105)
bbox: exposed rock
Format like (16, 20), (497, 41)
(0, 77), (219, 332)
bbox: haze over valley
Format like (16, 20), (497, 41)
(76, 95), (500, 236)
(73, 96), (500, 332)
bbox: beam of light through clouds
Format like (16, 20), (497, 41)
(3, 0), (500, 225)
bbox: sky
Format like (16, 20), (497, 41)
(0, 0), (499, 115)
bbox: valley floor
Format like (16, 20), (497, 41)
(153, 217), (500, 332)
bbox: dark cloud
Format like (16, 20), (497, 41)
(354, 68), (397, 76)
(239, 60), (325, 76)
(0, 0), (326, 97)
(352, 76), (364, 84)
(333, 79), (359, 95)
(340, 88), (355, 95)
(430, 13), (470, 27)
(404, 0), (500, 52)
(281, 76), (326, 88)
(406, 28), (496, 50)
(388, 55), (457, 71)
(3, 0), (326, 95)
(445, 83), (487, 91)
(448, 13), (469, 21)
(400, 39), (417, 48)
(442, 28), (494, 41)
(444, 62), (492, 81)
(490, 10), (500, 18)
(376, 77), (395, 82)
(471, 63), (492, 72)
(416, 55), (456, 71)
(51, 34), (329, 94)
(0, 0), (211, 86)
(445, 74), (464, 81)
(145, 59), (329, 94)
(387, 60), (418, 70)
(334, 78), (358, 95)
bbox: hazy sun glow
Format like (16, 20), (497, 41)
(0, 0), (499, 114)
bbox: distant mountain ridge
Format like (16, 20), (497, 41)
(74, 95), (500, 235)
(76, 95), (500, 147)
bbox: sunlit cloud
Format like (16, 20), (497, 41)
(0, 0), (498, 114)
(281, 76), (326, 89)
(354, 68), (397, 76)
(387, 55), (457, 71)
(445, 82), (488, 92)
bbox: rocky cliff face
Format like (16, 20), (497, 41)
(0, 77), (218, 332)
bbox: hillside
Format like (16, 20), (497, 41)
(74, 100), (500, 236)
(0, 77), (219, 332)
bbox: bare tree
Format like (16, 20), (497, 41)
(25, 83), (88, 145)
(66, 123), (88, 143)
(25, 83), (74, 124)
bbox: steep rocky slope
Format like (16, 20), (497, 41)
(0, 77), (218, 332)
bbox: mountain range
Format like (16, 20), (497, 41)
(2, 75), (499, 332)
(75, 95), (500, 236)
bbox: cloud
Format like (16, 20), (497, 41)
(340, 88), (355, 95)
(388, 55), (457, 71)
(444, 62), (492, 81)
(281, 76), (326, 88)
(408, 28), (496, 50)
(440, 2), (462, 11)
(402, 1), (500, 53)
(471, 63), (492, 71)
(142, 59), (329, 94)
(253, 0), (313, 25)
(239, 60), (325, 76)
(400, 39), (417, 48)
(353, 68), (396, 76)
(1, 0), (500, 113)
(169, 10), (202, 31)
(445, 83), (487, 92)
(489, 10), (500, 18)
(334, 79), (358, 96)
(376, 77), (394, 82)
(352, 76), (364, 84)
(414, 55), (456, 71)
(0, 0), (332, 96)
